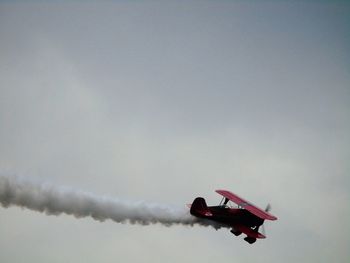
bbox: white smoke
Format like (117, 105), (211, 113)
(0, 174), (220, 228)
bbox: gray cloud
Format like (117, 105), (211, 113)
(0, 1), (349, 263)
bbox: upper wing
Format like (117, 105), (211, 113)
(232, 224), (266, 239)
(216, 190), (277, 221)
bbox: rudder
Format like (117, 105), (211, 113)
(190, 197), (210, 217)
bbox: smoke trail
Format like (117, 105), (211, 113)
(0, 174), (219, 228)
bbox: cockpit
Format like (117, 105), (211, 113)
(219, 197), (235, 209)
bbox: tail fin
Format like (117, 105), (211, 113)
(190, 197), (212, 217)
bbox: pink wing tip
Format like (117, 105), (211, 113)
(269, 215), (278, 221)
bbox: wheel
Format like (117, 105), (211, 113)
(244, 237), (256, 244)
(230, 229), (242, 236)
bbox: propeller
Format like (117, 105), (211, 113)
(256, 204), (272, 236)
(261, 224), (266, 236)
(261, 204), (271, 236)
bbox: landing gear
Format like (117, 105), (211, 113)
(244, 237), (256, 244)
(230, 229), (242, 236)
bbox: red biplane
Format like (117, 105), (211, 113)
(189, 190), (277, 244)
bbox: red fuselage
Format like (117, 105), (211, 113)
(196, 205), (264, 228)
(189, 197), (264, 229)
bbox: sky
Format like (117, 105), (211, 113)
(0, 1), (349, 262)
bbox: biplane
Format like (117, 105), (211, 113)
(189, 190), (277, 244)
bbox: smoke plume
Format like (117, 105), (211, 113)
(0, 174), (218, 228)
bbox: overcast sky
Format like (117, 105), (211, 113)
(0, 1), (349, 262)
